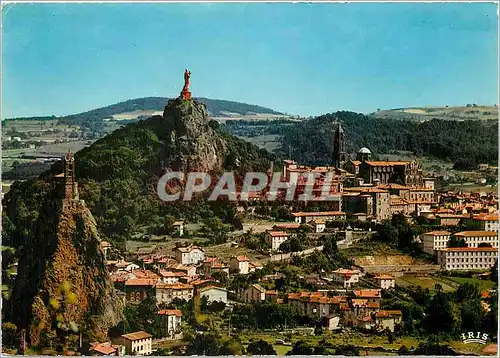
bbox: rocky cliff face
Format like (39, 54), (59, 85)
(8, 196), (123, 349)
(160, 97), (227, 173)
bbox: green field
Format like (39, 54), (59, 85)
(444, 276), (496, 292)
(396, 274), (496, 293)
(396, 276), (456, 292)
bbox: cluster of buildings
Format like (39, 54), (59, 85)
(418, 208), (498, 271)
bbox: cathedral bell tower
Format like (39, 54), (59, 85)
(332, 122), (347, 169)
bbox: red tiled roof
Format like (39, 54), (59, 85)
(175, 245), (204, 253)
(124, 279), (157, 287)
(353, 289), (382, 298)
(90, 344), (116, 355)
(156, 283), (193, 290)
(423, 231), (451, 236)
(473, 214), (499, 221)
(273, 223), (302, 229)
(438, 247), (498, 252)
(365, 161), (409, 166)
(267, 231), (288, 237)
(235, 256), (249, 262)
(121, 331), (152, 341)
(373, 274), (395, 280)
(291, 211), (345, 217)
(157, 309), (182, 317)
(454, 231), (498, 237)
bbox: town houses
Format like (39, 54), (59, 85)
(93, 122), (497, 356)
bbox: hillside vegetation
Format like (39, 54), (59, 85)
(5, 97), (283, 123)
(278, 111), (498, 169)
(2, 99), (277, 251)
(372, 105), (498, 122)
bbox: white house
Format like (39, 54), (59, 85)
(172, 221), (185, 236)
(436, 247), (498, 271)
(156, 309), (182, 338)
(112, 331), (152, 356)
(309, 219), (326, 233)
(324, 314), (341, 331)
(115, 260), (140, 272)
(265, 231), (289, 251)
(229, 256), (250, 274)
(453, 231), (498, 248)
(174, 245), (205, 265)
(331, 268), (361, 288)
(373, 274), (395, 290)
(420, 231), (451, 255)
(158, 270), (185, 284)
(199, 285), (228, 304)
(241, 284), (266, 303)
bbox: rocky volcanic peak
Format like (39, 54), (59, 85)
(8, 197), (123, 349)
(161, 97), (227, 173)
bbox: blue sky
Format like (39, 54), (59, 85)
(2, 2), (498, 118)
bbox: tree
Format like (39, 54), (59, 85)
(163, 215), (175, 234)
(279, 240), (291, 253)
(287, 340), (314, 355)
(490, 259), (498, 282)
(334, 345), (360, 356)
(447, 235), (467, 248)
(211, 271), (228, 285)
(219, 337), (244, 355)
(478, 242), (492, 248)
(246, 340), (277, 355)
(423, 284), (457, 334)
(314, 324), (323, 335)
(398, 345), (411, 355)
(1, 322), (18, 349)
(203, 217), (229, 245)
(186, 333), (221, 356)
(374, 220), (398, 246)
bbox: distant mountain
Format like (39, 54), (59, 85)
(370, 105), (498, 122)
(5, 97), (284, 122)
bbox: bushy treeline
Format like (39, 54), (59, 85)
(278, 111), (498, 169)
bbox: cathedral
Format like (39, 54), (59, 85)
(334, 124), (425, 187)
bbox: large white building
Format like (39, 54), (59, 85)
(436, 247), (498, 271)
(112, 331), (152, 356)
(420, 231), (451, 255)
(199, 285), (228, 304)
(373, 274), (395, 290)
(265, 231), (289, 251)
(174, 245), (205, 265)
(453, 231), (498, 248)
(472, 214), (499, 232)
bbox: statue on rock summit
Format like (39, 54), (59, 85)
(180, 69), (192, 100)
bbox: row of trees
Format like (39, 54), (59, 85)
(279, 111), (498, 170)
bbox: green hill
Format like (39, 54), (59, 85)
(278, 111), (498, 170)
(2, 98), (278, 250)
(371, 105), (498, 122)
(5, 97), (284, 123)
